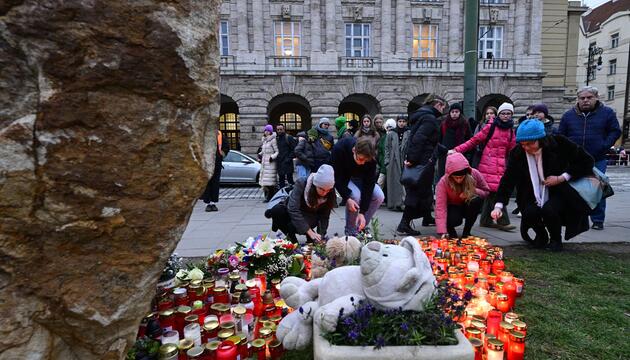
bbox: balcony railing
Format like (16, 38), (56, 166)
(408, 58), (444, 71)
(220, 55), (235, 71)
(265, 56), (309, 70)
(480, 58), (510, 70)
(339, 57), (379, 70)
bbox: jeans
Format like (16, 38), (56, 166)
(296, 165), (310, 179)
(590, 159), (607, 223)
(345, 179), (385, 235)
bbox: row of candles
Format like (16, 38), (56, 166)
(139, 267), (290, 359)
(419, 237), (528, 360)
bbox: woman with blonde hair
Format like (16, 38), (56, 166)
(435, 153), (490, 238)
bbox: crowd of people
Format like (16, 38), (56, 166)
(203, 86), (621, 252)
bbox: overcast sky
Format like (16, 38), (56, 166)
(582, 0), (609, 8)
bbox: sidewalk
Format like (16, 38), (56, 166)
(176, 168), (630, 257)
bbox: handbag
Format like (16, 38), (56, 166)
(569, 167), (614, 210)
(400, 161), (432, 187)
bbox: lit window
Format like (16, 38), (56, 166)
(413, 24), (438, 58)
(609, 59), (617, 75)
(279, 113), (302, 132)
(479, 26), (503, 59)
(611, 33), (619, 49)
(345, 23), (371, 57)
(274, 21), (301, 57)
(219, 113), (240, 150)
(219, 21), (229, 56)
(343, 113), (360, 122)
(607, 86), (615, 101)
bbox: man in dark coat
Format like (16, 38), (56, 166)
(396, 95), (447, 235)
(275, 124), (297, 188)
(200, 130), (230, 212)
(492, 120), (594, 252)
(332, 136), (384, 235)
(558, 86), (621, 230)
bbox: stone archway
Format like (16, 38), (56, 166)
(338, 93), (381, 121)
(407, 93), (431, 115)
(220, 94), (240, 150)
(477, 93), (513, 120)
(267, 94), (311, 135)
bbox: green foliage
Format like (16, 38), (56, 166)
(126, 337), (159, 360)
(370, 217), (382, 243)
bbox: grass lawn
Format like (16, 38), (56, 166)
(279, 243), (630, 360)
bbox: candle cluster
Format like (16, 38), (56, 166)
(139, 266), (291, 360)
(419, 236), (527, 360)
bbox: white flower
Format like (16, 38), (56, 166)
(188, 268), (205, 281)
(176, 269), (188, 280)
(256, 238), (276, 256)
(244, 237), (256, 249)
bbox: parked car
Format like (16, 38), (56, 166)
(220, 150), (261, 184)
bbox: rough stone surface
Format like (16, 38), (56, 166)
(0, 1), (219, 358)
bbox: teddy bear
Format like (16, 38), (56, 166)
(276, 237), (436, 350)
(310, 235), (362, 279)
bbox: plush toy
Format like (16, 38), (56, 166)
(310, 236), (362, 279)
(276, 237), (436, 350)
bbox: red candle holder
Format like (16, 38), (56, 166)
(496, 294), (510, 313)
(215, 340), (237, 360)
(507, 330), (525, 360)
(486, 309), (502, 336)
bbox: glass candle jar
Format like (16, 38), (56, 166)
(469, 337), (483, 360)
(465, 327), (482, 340)
(491, 259), (505, 275)
(183, 323), (202, 346)
(203, 321), (220, 343)
(507, 330), (526, 360)
(250, 339), (266, 360)
(254, 270), (267, 293)
(496, 294), (510, 313)
(236, 333), (249, 360)
(173, 288), (189, 307)
(486, 309), (502, 337)
(232, 305), (246, 333)
(499, 271), (513, 284)
(515, 278), (525, 297)
(269, 339), (284, 359)
(511, 320), (527, 336)
(204, 341), (220, 360)
(486, 338), (504, 360)
(215, 341), (237, 360)
(503, 281), (517, 309)
(504, 312), (519, 324)
(177, 339), (194, 360)
(213, 287), (229, 305)
(228, 273), (241, 294)
(159, 343), (179, 360)
(217, 268), (230, 288)
(498, 321), (514, 348)
(487, 273), (497, 288)
(186, 346), (204, 359)
(188, 283), (202, 304)
(184, 314), (199, 328)
(175, 306), (192, 336)
(271, 278), (281, 299)
(160, 309), (175, 333)
(161, 330), (180, 345)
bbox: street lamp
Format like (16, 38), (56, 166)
(586, 45), (603, 86)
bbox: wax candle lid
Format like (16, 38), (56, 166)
(190, 279), (202, 287)
(227, 335), (242, 345)
(218, 268), (229, 275)
(269, 339), (282, 348)
(465, 327), (481, 335)
(271, 278), (281, 285)
(220, 321), (235, 330)
(159, 309), (175, 317)
(500, 321), (514, 330)
(254, 269), (266, 275)
(184, 314), (199, 323)
(262, 291), (275, 304)
(214, 286), (227, 293)
(203, 321), (219, 331)
(229, 273), (241, 281)
(505, 312), (519, 320)
(512, 320), (527, 331)
(218, 329), (235, 339)
(471, 320), (486, 330)
(178, 339), (194, 350)
(487, 338), (504, 351)
(205, 341), (220, 351)
(176, 305), (192, 314)
(259, 327), (273, 337)
(251, 339), (266, 348)
(245, 280), (257, 288)
(173, 287), (187, 295)
(159, 344), (178, 357)
(235, 284), (248, 292)
(468, 338), (483, 348)
(233, 305), (246, 316)
(192, 300), (204, 310)
(509, 330), (526, 342)
(187, 346), (204, 357)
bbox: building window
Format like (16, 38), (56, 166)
(219, 21), (229, 56)
(607, 86), (615, 101)
(412, 24), (439, 58)
(274, 21), (301, 57)
(279, 113), (302, 132)
(343, 113), (360, 122)
(480, 0), (506, 3)
(345, 23), (371, 57)
(609, 59), (617, 75)
(611, 33), (619, 48)
(219, 113), (240, 150)
(478, 26), (503, 59)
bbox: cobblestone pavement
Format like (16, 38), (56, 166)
(178, 168), (630, 257)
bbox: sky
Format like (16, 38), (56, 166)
(582, 0), (609, 8)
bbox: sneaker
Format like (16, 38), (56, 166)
(210, 204), (218, 212)
(548, 241), (563, 252)
(591, 222), (604, 230)
(479, 223), (497, 228)
(205, 204), (218, 212)
(396, 223), (421, 236)
(496, 224), (516, 232)
(422, 216), (436, 227)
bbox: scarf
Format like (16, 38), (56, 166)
(337, 125), (347, 139)
(495, 117), (514, 129)
(304, 174), (327, 208)
(526, 149), (548, 207)
(441, 115), (467, 145)
(360, 126), (373, 136)
(395, 126), (407, 142)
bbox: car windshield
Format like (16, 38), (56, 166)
(224, 152), (241, 162)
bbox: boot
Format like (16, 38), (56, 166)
(422, 215), (435, 227)
(548, 240), (563, 252)
(397, 221), (421, 236)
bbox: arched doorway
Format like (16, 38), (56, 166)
(220, 94), (240, 150)
(338, 93), (381, 121)
(407, 93), (431, 115)
(476, 94), (512, 121)
(267, 94), (311, 135)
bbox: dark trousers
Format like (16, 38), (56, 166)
(447, 197), (483, 238)
(520, 193), (564, 245)
(200, 164), (222, 203)
(278, 170), (294, 188)
(480, 191), (510, 226)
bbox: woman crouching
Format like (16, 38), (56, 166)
(435, 153), (490, 239)
(491, 120), (594, 251)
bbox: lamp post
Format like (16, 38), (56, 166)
(586, 45), (603, 86)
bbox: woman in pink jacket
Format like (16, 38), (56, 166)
(435, 153), (490, 238)
(451, 102), (516, 231)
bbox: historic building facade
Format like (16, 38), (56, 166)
(218, 0), (545, 154)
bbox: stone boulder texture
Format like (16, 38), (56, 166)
(0, 1), (220, 358)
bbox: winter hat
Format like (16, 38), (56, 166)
(449, 103), (463, 113)
(531, 103), (549, 117)
(319, 117), (331, 127)
(349, 119), (359, 129)
(385, 118), (396, 130)
(264, 124), (274, 133)
(497, 102), (514, 114)
(312, 164), (335, 190)
(516, 119), (546, 142)
(335, 115), (347, 128)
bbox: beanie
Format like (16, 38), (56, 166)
(516, 119), (546, 142)
(335, 115), (347, 128)
(449, 103), (463, 113)
(319, 117), (331, 127)
(531, 104), (549, 117)
(349, 119), (359, 129)
(384, 118), (396, 130)
(497, 102), (514, 114)
(312, 164), (335, 190)
(264, 124), (274, 133)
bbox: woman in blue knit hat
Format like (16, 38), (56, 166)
(491, 120), (595, 251)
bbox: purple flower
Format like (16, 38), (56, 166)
(348, 329), (360, 341)
(401, 322), (409, 332)
(464, 290), (473, 301)
(375, 336), (386, 349)
(343, 317), (354, 326)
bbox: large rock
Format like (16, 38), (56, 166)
(0, 1), (219, 358)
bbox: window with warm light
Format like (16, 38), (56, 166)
(343, 113), (360, 122)
(279, 113), (302, 132)
(413, 24), (438, 58)
(219, 113), (240, 150)
(274, 21), (301, 57)
(478, 26), (503, 59)
(219, 21), (229, 56)
(345, 23), (371, 57)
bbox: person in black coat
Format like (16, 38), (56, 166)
(491, 120), (594, 252)
(396, 95), (447, 235)
(275, 124), (297, 188)
(332, 136), (384, 235)
(200, 130), (230, 212)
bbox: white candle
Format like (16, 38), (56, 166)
(184, 323), (201, 346)
(161, 330), (179, 345)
